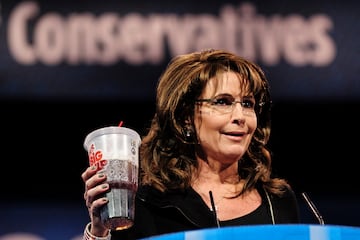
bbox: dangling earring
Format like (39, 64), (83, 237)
(185, 128), (191, 138)
(182, 125), (194, 143)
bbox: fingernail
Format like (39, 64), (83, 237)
(98, 173), (105, 178)
(101, 184), (108, 189)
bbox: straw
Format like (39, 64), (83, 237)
(118, 121), (124, 127)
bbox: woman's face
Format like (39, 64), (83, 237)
(194, 71), (257, 164)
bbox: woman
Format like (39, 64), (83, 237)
(82, 49), (300, 240)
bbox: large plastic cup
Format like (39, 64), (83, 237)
(83, 126), (141, 231)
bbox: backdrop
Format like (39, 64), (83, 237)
(0, 0), (359, 102)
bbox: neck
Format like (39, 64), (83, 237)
(195, 156), (240, 183)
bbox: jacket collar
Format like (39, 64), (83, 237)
(137, 185), (218, 228)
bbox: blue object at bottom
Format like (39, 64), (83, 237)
(141, 224), (360, 240)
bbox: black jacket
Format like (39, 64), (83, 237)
(111, 184), (300, 240)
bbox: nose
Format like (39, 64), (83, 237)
(232, 118), (245, 125)
(232, 101), (245, 113)
(230, 102), (246, 120)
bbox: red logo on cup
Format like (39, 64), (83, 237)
(88, 144), (107, 170)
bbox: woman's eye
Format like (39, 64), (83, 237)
(212, 97), (233, 105)
(242, 99), (255, 108)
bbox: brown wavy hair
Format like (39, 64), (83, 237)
(140, 49), (290, 196)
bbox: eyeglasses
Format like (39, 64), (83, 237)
(195, 95), (257, 116)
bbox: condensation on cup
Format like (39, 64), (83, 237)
(83, 126), (141, 231)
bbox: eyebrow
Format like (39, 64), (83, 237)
(212, 93), (255, 99)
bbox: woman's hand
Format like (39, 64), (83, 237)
(82, 166), (110, 237)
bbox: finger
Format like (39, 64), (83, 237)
(81, 166), (97, 182)
(84, 171), (107, 194)
(85, 183), (109, 208)
(90, 197), (109, 217)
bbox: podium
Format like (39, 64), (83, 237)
(141, 224), (360, 240)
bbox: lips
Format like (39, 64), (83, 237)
(223, 132), (245, 136)
(223, 131), (245, 137)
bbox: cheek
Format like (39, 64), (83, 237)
(248, 117), (258, 133)
(194, 113), (220, 137)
